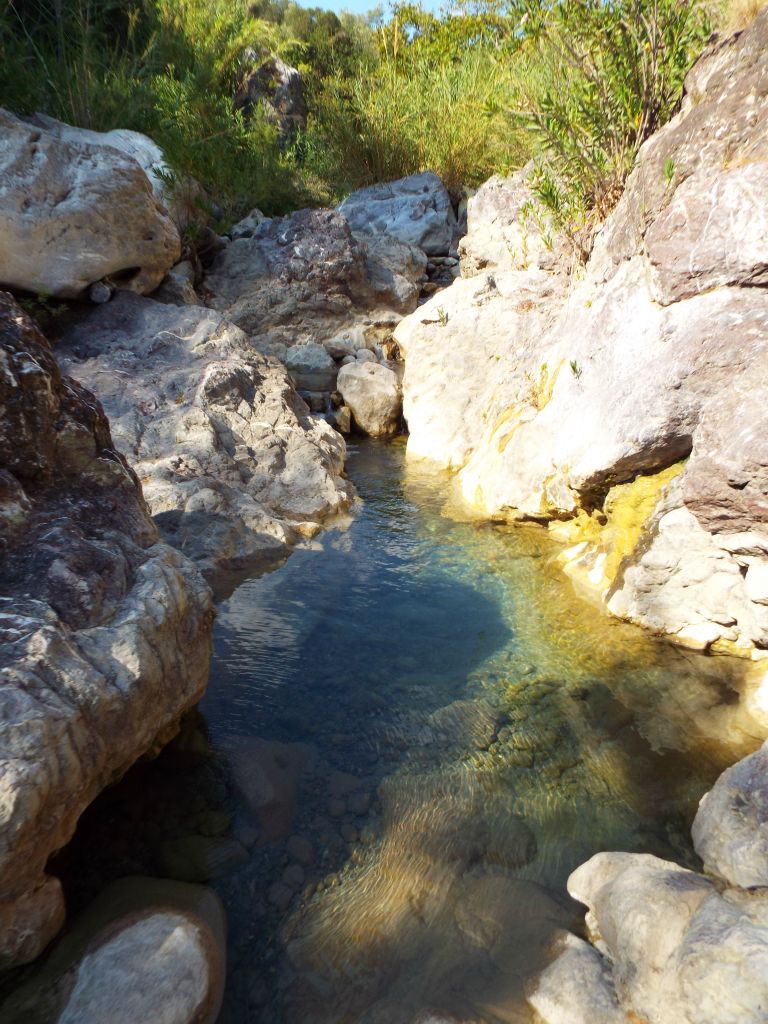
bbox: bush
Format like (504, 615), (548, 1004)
(303, 47), (525, 200)
(512, 0), (713, 257)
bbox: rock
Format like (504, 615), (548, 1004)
(566, 850), (768, 1024)
(269, 882), (295, 912)
(0, 294), (213, 966)
(527, 932), (628, 1024)
(88, 281), (113, 304)
(235, 53), (307, 144)
(326, 326), (368, 359)
(56, 293), (350, 577)
(153, 260), (199, 306)
(692, 740), (768, 888)
(362, 234), (427, 313)
(355, 348), (376, 363)
(282, 863), (305, 890)
(287, 835), (315, 867)
(395, 9), (768, 652)
(337, 362), (402, 438)
(338, 172), (458, 256)
(458, 168), (554, 277)
(0, 108), (180, 298)
(0, 876), (226, 1024)
(159, 836), (249, 882)
(222, 736), (306, 841)
(229, 207), (268, 240)
(205, 208), (421, 356)
(285, 342), (338, 391)
(0, 877), (66, 971)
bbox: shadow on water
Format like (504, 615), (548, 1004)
(27, 437), (766, 1024)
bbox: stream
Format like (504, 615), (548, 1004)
(50, 437), (764, 1023)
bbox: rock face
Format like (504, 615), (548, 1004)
(0, 108), (180, 298)
(1, 877), (226, 1024)
(235, 53), (307, 144)
(396, 10), (768, 653)
(56, 293), (351, 577)
(692, 739), (768, 888)
(338, 172), (458, 256)
(337, 361), (402, 437)
(0, 294), (213, 966)
(538, 849), (768, 1024)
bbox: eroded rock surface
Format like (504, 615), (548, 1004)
(0, 294), (213, 965)
(57, 293), (351, 577)
(0, 109), (180, 298)
(337, 361), (402, 437)
(396, 10), (768, 653)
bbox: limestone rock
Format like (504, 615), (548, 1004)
(458, 168), (554, 277)
(339, 172), (457, 256)
(285, 342), (338, 392)
(566, 850), (768, 1024)
(692, 739), (768, 888)
(56, 293), (351, 577)
(337, 362), (402, 437)
(0, 877), (226, 1024)
(395, 9), (768, 652)
(527, 932), (628, 1024)
(0, 108), (180, 298)
(0, 294), (213, 966)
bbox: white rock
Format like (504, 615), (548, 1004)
(285, 342), (338, 391)
(0, 108), (180, 297)
(337, 362), (402, 437)
(339, 172), (457, 255)
(527, 932), (628, 1024)
(692, 740), (768, 888)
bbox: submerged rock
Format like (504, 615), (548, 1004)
(56, 293), (350, 577)
(395, 9), (768, 654)
(0, 294), (213, 966)
(0, 108), (180, 298)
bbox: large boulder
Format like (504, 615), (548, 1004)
(56, 293), (351, 577)
(0, 294), (213, 966)
(0, 109), (180, 298)
(337, 361), (402, 437)
(1, 877), (226, 1024)
(395, 9), (768, 653)
(527, 932), (628, 1024)
(555, 850), (768, 1024)
(338, 172), (458, 256)
(205, 208), (424, 356)
(692, 739), (768, 888)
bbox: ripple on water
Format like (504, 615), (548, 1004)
(39, 439), (766, 1024)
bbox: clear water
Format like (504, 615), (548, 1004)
(47, 438), (764, 1024)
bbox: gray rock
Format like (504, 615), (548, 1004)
(285, 342), (338, 392)
(153, 260), (199, 306)
(229, 207), (268, 240)
(337, 362), (402, 437)
(0, 108), (180, 298)
(235, 53), (306, 145)
(339, 172), (458, 256)
(56, 293), (350, 577)
(692, 740), (768, 888)
(0, 295), (212, 966)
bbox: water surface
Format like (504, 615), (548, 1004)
(48, 438), (765, 1023)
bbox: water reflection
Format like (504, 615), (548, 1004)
(42, 438), (765, 1024)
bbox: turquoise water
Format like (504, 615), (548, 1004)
(44, 438), (764, 1024)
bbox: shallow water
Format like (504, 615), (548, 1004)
(48, 438), (765, 1023)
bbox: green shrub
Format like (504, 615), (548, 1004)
(512, 0), (712, 257)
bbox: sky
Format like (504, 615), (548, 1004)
(300, 0), (445, 17)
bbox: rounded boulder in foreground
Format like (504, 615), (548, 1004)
(337, 361), (402, 437)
